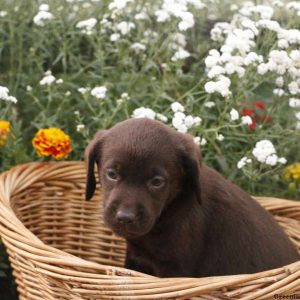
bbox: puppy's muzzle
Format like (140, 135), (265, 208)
(116, 208), (135, 225)
(104, 202), (154, 239)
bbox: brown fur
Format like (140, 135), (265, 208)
(85, 118), (299, 277)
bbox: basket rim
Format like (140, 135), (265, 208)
(0, 161), (300, 299)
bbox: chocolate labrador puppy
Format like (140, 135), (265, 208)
(85, 118), (299, 277)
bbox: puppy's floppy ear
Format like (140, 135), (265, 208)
(84, 130), (107, 200)
(177, 134), (202, 204)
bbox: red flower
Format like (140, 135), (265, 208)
(241, 100), (271, 131)
(254, 101), (266, 110)
(248, 119), (257, 130)
(242, 108), (254, 116)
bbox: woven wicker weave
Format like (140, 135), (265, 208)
(0, 161), (299, 300)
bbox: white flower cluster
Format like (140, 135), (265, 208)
(78, 87), (90, 95)
(33, 4), (53, 26)
(204, 1), (300, 100)
(108, 0), (134, 11)
(99, 0), (196, 62)
(132, 107), (155, 119)
(131, 107), (168, 122)
(102, 0), (136, 39)
(104, 21), (136, 41)
(73, 1), (136, 42)
(0, 11), (7, 17)
(91, 86), (107, 99)
(116, 21), (136, 35)
(193, 136), (207, 146)
(110, 33), (120, 42)
(131, 101), (202, 134)
(130, 42), (146, 52)
(215, 133), (224, 141)
(210, 22), (232, 41)
(155, 0), (205, 31)
(204, 101), (215, 108)
(257, 50), (300, 78)
(238, 140), (287, 170)
(39, 71), (63, 86)
(258, 49), (300, 105)
(286, 1), (300, 16)
(229, 108), (239, 121)
(171, 33), (190, 62)
(76, 18), (97, 35)
(229, 108), (255, 127)
(39, 71), (56, 85)
(239, 4), (274, 20)
(0, 86), (17, 103)
(205, 74), (231, 97)
(252, 140), (286, 166)
(204, 29), (262, 97)
(171, 102), (201, 133)
(76, 124), (85, 133)
(289, 98), (300, 108)
(259, 49), (300, 128)
(132, 102), (207, 146)
(171, 48), (190, 62)
(117, 92), (130, 105)
(237, 156), (252, 169)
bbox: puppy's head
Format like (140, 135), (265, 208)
(85, 118), (201, 239)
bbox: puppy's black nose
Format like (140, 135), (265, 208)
(116, 209), (135, 224)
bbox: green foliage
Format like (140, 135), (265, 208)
(0, 0), (299, 197)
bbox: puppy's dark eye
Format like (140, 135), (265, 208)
(106, 168), (120, 181)
(149, 176), (165, 189)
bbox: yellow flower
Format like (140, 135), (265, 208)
(0, 120), (10, 146)
(32, 128), (72, 160)
(283, 163), (300, 183)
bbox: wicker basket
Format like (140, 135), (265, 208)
(0, 162), (299, 300)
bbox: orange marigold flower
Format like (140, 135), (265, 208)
(32, 128), (72, 160)
(0, 120), (10, 146)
